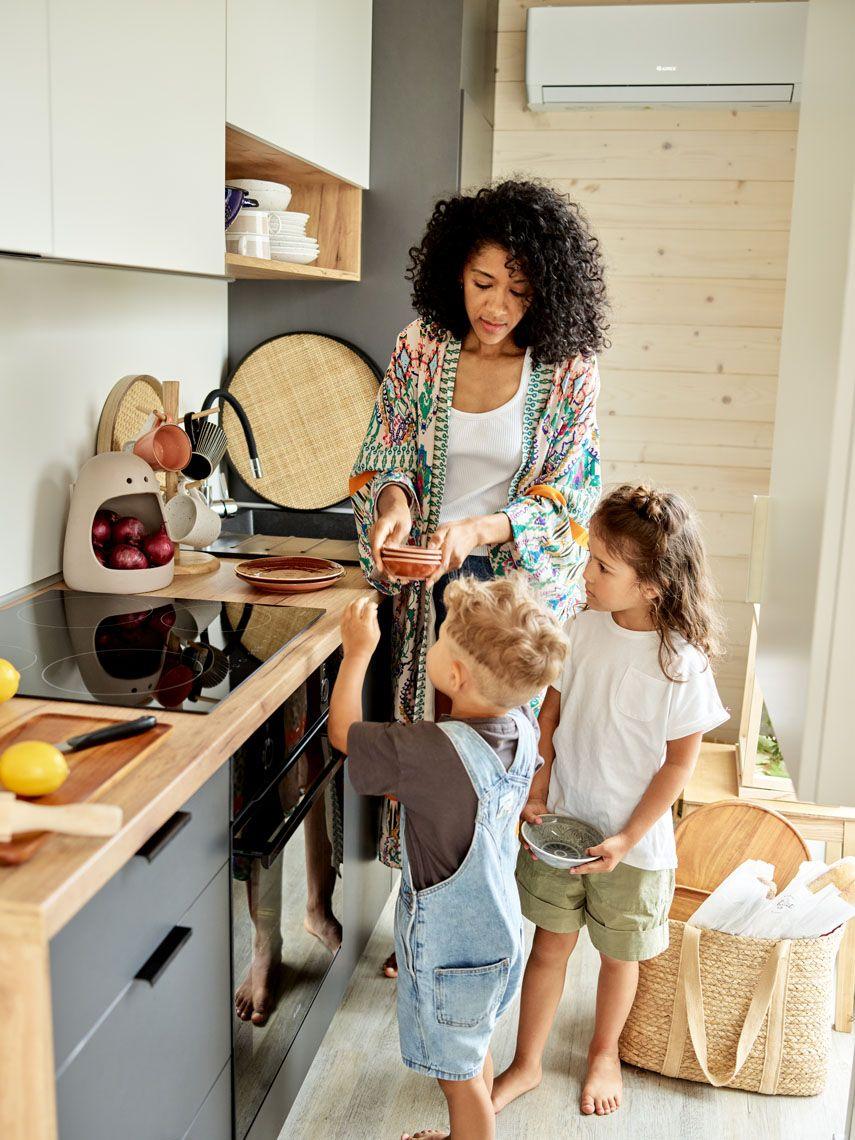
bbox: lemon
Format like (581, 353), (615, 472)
(0, 659), (20, 703)
(0, 740), (69, 796)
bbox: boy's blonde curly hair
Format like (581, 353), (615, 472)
(442, 575), (568, 708)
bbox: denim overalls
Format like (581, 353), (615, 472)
(394, 709), (537, 1080)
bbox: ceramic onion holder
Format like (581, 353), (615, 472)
(63, 452), (175, 593)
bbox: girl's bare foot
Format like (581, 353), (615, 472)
(490, 1062), (542, 1114)
(580, 1050), (622, 1116)
(382, 950), (398, 978)
(234, 940), (282, 1026)
(303, 909), (342, 954)
(400, 1131), (448, 1139)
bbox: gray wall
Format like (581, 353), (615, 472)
(226, 0), (497, 532)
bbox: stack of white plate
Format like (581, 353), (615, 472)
(267, 211), (319, 265)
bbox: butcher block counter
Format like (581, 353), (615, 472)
(0, 563), (376, 1140)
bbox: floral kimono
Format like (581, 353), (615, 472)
(349, 319), (601, 865)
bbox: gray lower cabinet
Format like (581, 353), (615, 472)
(184, 1061), (232, 1140)
(51, 766), (231, 1140)
(52, 765), (229, 1071)
(55, 863), (231, 1140)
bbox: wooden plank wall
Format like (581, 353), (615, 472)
(492, 0), (800, 740)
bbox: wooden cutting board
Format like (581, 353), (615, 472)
(0, 713), (171, 865)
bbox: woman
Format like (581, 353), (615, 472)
(349, 179), (607, 974)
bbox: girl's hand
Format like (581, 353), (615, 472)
(340, 597), (381, 660)
(369, 486), (413, 576)
(519, 798), (549, 859)
(425, 519), (481, 586)
(570, 832), (632, 875)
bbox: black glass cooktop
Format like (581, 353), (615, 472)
(0, 590), (324, 715)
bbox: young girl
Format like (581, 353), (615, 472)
(492, 484), (729, 1120)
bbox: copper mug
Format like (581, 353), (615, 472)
(133, 420), (192, 472)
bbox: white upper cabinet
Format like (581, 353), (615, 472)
(227, 0), (372, 188)
(49, 0), (225, 275)
(0, 1), (52, 256)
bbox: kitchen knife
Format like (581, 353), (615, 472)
(57, 715), (158, 754)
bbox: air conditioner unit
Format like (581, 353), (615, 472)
(525, 3), (808, 109)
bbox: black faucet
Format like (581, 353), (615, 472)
(201, 389), (264, 479)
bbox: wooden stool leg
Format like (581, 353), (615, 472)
(834, 823), (855, 1033)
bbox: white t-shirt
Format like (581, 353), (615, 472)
(549, 608), (729, 870)
(439, 349), (531, 553)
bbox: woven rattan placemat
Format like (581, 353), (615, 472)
(224, 333), (380, 510)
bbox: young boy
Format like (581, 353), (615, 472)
(328, 576), (568, 1140)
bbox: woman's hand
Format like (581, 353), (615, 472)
(570, 832), (632, 875)
(425, 513), (513, 587)
(424, 519), (481, 586)
(340, 596), (381, 661)
(519, 798), (549, 859)
(369, 485), (413, 575)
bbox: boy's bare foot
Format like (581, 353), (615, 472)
(234, 941), (282, 1027)
(400, 1131), (448, 1139)
(382, 950), (398, 978)
(303, 908), (342, 954)
(580, 1050), (622, 1116)
(490, 1062), (542, 1113)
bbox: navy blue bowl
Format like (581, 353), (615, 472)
(225, 186), (246, 230)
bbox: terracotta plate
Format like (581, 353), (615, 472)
(235, 556), (345, 593)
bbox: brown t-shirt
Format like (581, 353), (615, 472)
(347, 707), (540, 891)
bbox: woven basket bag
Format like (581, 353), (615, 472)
(619, 919), (844, 1095)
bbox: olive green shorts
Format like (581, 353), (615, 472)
(516, 848), (675, 962)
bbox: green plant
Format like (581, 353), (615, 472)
(757, 733), (788, 779)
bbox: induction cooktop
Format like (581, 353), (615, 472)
(0, 590), (324, 715)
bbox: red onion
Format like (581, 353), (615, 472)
(91, 509), (116, 549)
(107, 544), (149, 570)
(112, 516), (146, 547)
(93, 547), (107, 565)
(150, 606), (177, 635)
(142, 528), (175, 566)
(156, 663), (196, 707)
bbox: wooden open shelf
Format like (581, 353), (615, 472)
(225, 253), (359, 282)
(225, 125), (362, 282)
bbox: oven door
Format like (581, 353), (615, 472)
(230, 693), (343, 1140)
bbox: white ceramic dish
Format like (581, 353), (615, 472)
(269, 235), (319, 247)
(226, 232), (271, 258)
(229, 209), (270, 236)
(270, 248), (319, 264)
(268, 210), (309, 236)
(521, 814), (604, 869)
(238, 180), (292, 211)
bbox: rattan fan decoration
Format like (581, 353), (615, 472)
(224, 334), (380, 510)
(96, 375), (165, 454)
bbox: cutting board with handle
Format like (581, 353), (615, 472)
(0, 712), (171, 865)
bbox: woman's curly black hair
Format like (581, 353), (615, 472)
(406, 179), (609, 365)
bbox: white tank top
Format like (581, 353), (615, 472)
(439, 349), (531, 553)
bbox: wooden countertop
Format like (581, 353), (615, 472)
(0, 562), (373, 938)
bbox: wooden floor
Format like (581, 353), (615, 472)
(281, 891), (854, 1139)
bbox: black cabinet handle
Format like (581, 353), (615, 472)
(135, 811), (192, 862)
(134, 926), (192, 986)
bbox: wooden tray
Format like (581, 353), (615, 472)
(0, 713), (171, 865)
